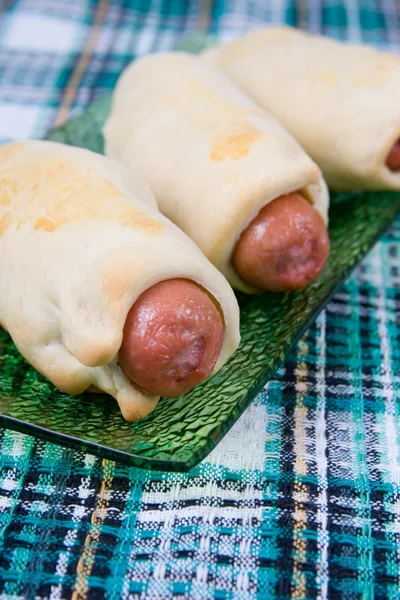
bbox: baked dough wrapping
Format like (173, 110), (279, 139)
(0, 140), (240, 420)
(202, 26), (400, 190)
(104, 51), (329, 293)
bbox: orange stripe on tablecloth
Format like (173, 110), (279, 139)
(197, 0), (212, 31)
(71, 459), (115, 600)
(54, 0), (110, 127)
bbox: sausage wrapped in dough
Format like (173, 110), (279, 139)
(0, 141), (240, 421)
(203, 26), (400, 190)
(104, 52), (330, 294)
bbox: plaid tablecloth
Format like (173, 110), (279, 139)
(0, 1), (399, 598)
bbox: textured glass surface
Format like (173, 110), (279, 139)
(0, 77), (398, 471)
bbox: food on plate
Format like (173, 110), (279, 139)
(232, 192), (329, 292)
(103, 51), (330, 294)
(0, 140), (240, 421)
(118, 278), (225, 397)
(202, 26), (400, 190)
(386, 140), (400, 171)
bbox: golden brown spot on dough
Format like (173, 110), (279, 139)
(0, 213), (11, 236)
(0, 190), (11, 207)
(0, 179), (22, 207)
(353, 67), (393, 87)
(101, 258), (134, 304)
(35, 216), (57, 232)
(299, 51), (399, 88)
(0, 142), (28, 163)
(352, 54), (398, 87)
(210, 130), (263, 162)
(315, 70), (339, 85)
(0, 148), (163, 236)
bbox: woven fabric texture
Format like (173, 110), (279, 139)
(0, 1), (399, 599)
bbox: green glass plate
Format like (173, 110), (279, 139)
(0, 43), (399, 471)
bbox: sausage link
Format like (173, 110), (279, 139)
(386, 140), (400, 171)
(118, 279), (224, 397)
(232, 192), (330, 292)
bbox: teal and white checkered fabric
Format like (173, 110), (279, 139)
(0, 1), (399, 598)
